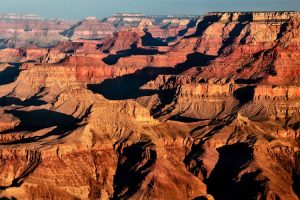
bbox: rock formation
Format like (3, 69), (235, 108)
(1, 11), (300, 200)
(62, 17), (116, 40)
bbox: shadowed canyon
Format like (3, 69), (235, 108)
(0, 11), (300, 200)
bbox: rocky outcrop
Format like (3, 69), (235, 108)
(62, 17), (116, 40)
(0, 48), (26, 63)
(0, 109), (20, 132)
(100, 29), (144, 53)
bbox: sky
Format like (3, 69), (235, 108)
(0, 0), (299, 20)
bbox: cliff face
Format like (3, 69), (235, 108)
(100, 29), (144, 53)
(1, 11), (300, 200)
(183, 12), (300, 85)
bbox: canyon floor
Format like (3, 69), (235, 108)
(0, 11), (300, 200)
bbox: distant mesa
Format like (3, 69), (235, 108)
(113, 13), (146, 17)
(84, 16), (99, 21)
(0, 13), (43, 20)
(0, 12), (198, 47)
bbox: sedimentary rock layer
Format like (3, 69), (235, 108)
(1, 11), (300, 200)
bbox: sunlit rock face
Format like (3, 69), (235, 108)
(1, 11), (300, 200)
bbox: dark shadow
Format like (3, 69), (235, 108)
(218, 22), (249, 55)
(165, 36), (177, 43)
(0, 197), (17, 200)
(276, 21), (289, 40)
(184, 140), (208, 179)
(91, 52), (216, 101)
(178, 19), (198, 37)
(0, 39), (8, 49)
(240, 30), (251, 45)
(160, 22), (172, 30)
(292, 152), (300, 199)
(237, 13), (253, 22)
(0, 124), (78, 145)
(1, 109), (79, 144)
(289, 122), (300, 131)
(206, 143), (266, 200)
(0, 96), (47, 107)
(141, 31), (168, 46)
(233, 86), (255, 105)
(112, 141), (157, 199)
(293, 175), (300, 198)
(88, 67), (172, 100)
(6, 109), (78, 130)
(65, 49), (75, 53)
(151, 88), (177, 117)
(193, 197), (210, 200)
(184, 116), (239, 180)
(168, 115), (201, 123)
(0, 64), (20, 85)
(60, 21), (82, 38)
(218, 13), (253, 55)
(102, 45), (164, 65)
(234, 78), (263, 84)
(174, 52), (216, 73)
(187, 15), (221, 38)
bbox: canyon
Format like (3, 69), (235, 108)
(0, 13), (195, 48)
(0, 11), (300, 200)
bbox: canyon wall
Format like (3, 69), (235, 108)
(1, 11), (300, 200)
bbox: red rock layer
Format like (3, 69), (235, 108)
(1, 11), (300, 200)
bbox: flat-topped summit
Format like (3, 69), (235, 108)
(0, 13), (43, 20)
(84, 16), (99, 21)
(207, 11), (300, 22)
